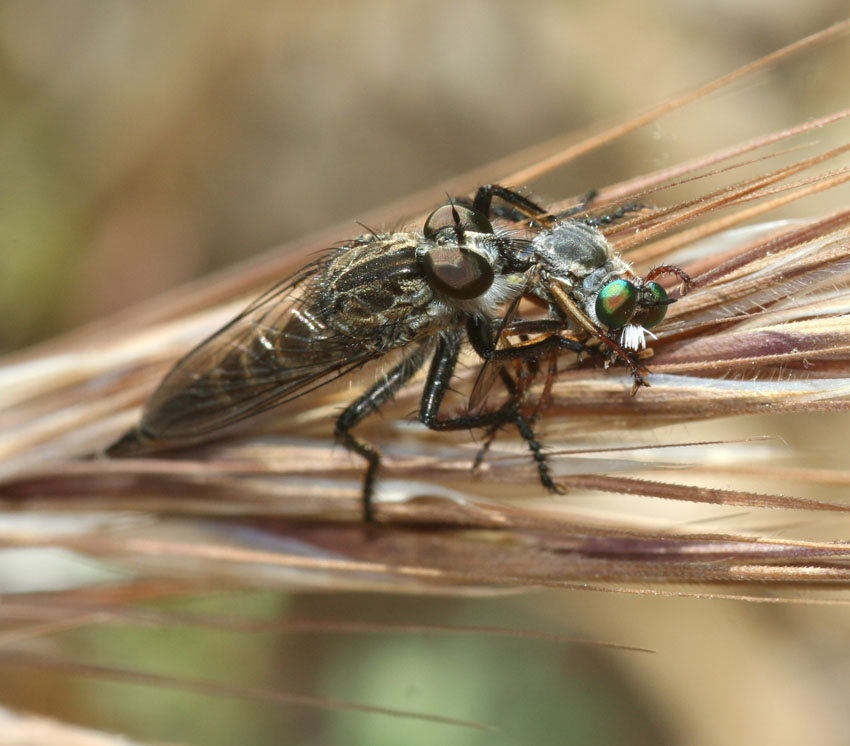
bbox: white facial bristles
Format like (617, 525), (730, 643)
(620, 324), (657, 351)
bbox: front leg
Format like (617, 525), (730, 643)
(471, 184), (553, 226)
(420, 328), (563, 495)
(466, 315), (587, 363)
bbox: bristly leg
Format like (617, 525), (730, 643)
(645, 264), (695, 293)
(471, 184), (555, 227)
(420, 326), (584, 501)
(469, 184), (648, 229)
(473, 343), (561, 480)
(336, 326), (575, 521)
(335, 346), (430, 522)
(585, 201), (648, 227)
(465, 317), (587, 490)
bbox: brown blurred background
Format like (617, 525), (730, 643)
(1, 0), (848, 352)
(2, 3), (850, 746)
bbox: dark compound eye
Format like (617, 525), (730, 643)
(423, 204), (494, 240)
(421, 246), (494, 299)
(632, 281), (670, 329)
(595, 279), (638, 328)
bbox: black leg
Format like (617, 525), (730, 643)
(466, 315), (586, 362)
(335, 284), (587, 523)
(472, 184), (552, 225)
(418, 331), (513, 429)
(418, 327), (566, 495)
(467, 314), (587, 416)
(471, 183), (646, 230)
(585, 201), (647, 227)
(553, 188), (598, 220)
(471, 340), (556, 478)
(335, 345), (430, 521)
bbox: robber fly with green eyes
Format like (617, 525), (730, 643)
(107, 185), (691, 521)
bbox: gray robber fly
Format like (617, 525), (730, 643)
(107, 185), (689, 521)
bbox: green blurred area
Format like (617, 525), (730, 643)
(0, 591), (668, 745)
(5, 586), (850, 745)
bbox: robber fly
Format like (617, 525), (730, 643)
(107, 185), (689, 521)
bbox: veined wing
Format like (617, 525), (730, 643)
(136, 254), (384, 442)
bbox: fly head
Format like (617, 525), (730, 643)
(416, 202), (524, 316)
(525, 219), (680, 351)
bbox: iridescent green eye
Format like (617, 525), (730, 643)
(595, 279), (638, 328)
(633, 281), (669, 329)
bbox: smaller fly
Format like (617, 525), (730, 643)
(474, 188), (692, 398)
(107, 185), (689, 520)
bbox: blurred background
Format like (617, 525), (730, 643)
(2, 1), (850, 745)
(1, 0), (849, 351)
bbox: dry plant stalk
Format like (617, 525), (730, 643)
(2, 24), (850, 626)
(1, 21), (850, 742)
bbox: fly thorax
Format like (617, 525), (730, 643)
(321, 236), (445, 344)
(531, 221), (610, 281)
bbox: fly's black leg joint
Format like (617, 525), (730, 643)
(335, 346), (430, 522)
(514, 412), (563, 494)
(333, 420), (380, 522)
(472, 184), (554, 226)
(467, 316), (586, 363)
(418, 320), (568, 496)
(555, 188), (599, 220)
(471, 426), (500, 475)
(585, 201), (648, 227)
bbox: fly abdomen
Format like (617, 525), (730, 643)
(140, 312), (330, 440)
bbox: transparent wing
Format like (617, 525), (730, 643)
(468, 293), (524, 414)
(139, 254), (384, 441)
